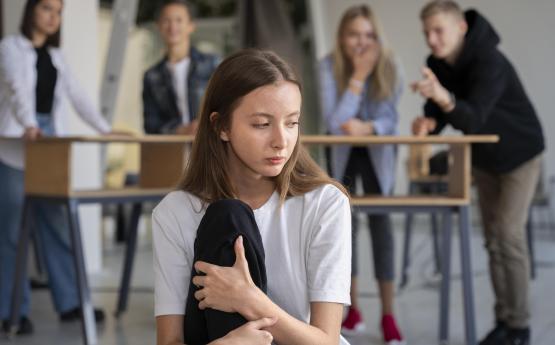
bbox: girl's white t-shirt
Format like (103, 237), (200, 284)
(152, 184), (352, 343)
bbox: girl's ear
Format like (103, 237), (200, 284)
(210, 112), (229, 141)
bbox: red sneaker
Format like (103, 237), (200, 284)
(341, 307), (365, 333)
(381, 314), (406, 345)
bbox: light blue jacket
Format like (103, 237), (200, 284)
(318, 55), (401, 195)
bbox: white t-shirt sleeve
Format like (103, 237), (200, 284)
(152, 199), (192, 316)
(306, 185), (352, 305)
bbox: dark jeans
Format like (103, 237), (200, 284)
(342, 147), (394, 281)
(184, 199), (267, 345)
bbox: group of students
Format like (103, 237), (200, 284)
(0, 0), (544, 345)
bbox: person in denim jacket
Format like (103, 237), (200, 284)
(142, 0), (219, 135)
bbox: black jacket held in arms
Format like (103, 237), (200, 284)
(424, 9), (544, 174)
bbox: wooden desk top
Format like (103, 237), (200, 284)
(0, 134), (499, 144)
(301, 135), (499, 145)
(9, 133), (491, 202)
(351, 195), (467, 206)
(32, 188), (467, 207)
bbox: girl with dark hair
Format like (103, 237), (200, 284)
(153, 49), (352, 345)
(0, 0), (116, 334)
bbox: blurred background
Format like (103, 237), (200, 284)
(0, 1), (553, 344)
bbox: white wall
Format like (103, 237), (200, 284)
(3, 0), (104, 272)
(310, 0), (555, 192)
(2, 1), (23, 36)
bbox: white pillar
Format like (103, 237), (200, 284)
(2, 1), (25, 36)
(62, 0), (103, 273)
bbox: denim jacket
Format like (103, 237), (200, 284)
(318, 54), (402, 195)
(142, 47), (219, 134)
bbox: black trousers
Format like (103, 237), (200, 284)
(184, 199), (268, 345)
(342, 147), (394, 281)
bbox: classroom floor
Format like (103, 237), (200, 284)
(2, 214), (554, 345)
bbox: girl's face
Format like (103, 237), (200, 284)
(220, 81), (301, 180)
(33, 0), (62, 37)
(341, 16), (378, 59)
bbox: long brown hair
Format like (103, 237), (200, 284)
(179, 49), (347, 204)
(20, 0), (62, 47)
(333, 4), (397, 101)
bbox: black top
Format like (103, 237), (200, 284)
(35, 45), (58, 114)
(424, 9), (544, 174)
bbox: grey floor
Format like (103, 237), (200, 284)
(2, 213), (555, 345)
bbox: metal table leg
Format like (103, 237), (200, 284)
(431, 212), (442, 274)
(67, 199), (97, 345)
(458, 206), (477, 345)
(400, 212), (413, 289)
(115, 203), (142, 317)
(439, 210), (452, 344)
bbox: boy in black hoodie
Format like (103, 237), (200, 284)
(411, 1), (544, 345)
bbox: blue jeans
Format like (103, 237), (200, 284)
(0, 114), (79, 319)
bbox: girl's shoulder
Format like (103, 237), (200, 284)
(152, 190), (206, 226)
(296, 183), (349, 209)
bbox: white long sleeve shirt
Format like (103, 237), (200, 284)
(0, 34), (111, 169)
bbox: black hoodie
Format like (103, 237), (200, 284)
(424, 9), (545, 174)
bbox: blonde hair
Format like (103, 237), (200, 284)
(420, 0), (464, 21)
(179, 49), (348, 205)
(333, 4), (397, 101)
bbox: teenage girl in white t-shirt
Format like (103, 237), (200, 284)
(153, 49), (352, 345)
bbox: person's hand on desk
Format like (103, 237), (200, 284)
(23, 127), (42, 140)
(341, 118), (374, 136)
(412, 116), (437, 136)
(175, 120), (199, 135)
(411, 67), (455, 113)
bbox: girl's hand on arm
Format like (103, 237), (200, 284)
(193, 236), (261, 315)
(193, 237), (344, 345)
(219, 317), (277, 345)
(340, 118), (374, 136)
(247, 300), (344, 345)
(156, 315), (276, 345)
